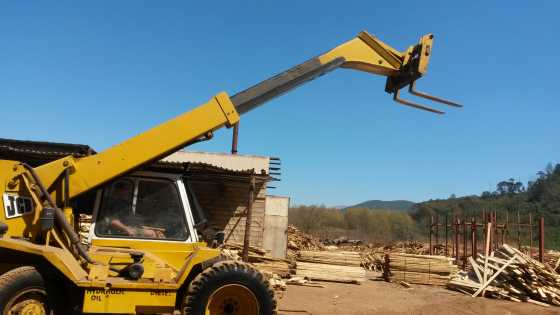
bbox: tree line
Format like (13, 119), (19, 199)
(289, 163), (560, 248)
(288, 205), (421, 243)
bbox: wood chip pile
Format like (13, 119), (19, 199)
(448, 244), (560, 306)
(384, 253), (458, 286)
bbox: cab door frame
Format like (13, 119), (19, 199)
(88, 171), (199, 244)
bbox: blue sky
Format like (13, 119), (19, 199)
(1, 1), (558, 206)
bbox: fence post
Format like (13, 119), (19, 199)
(539, 216), (545, 263)
(529, 212), (533, 258)
(429, 215), (433, 255)
(455, 217), (459, 264)
(463, 217), (467, 269)
(471, 217), (476, 257)
(517, 209), (521, 250)
(445, 215), (448, 256)
(435, 215), (439, 253)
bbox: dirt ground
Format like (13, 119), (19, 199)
(277, 279), (560, 315)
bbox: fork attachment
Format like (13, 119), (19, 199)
(393, 80), (462, 114)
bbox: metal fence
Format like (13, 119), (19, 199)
(428, 211), (545, 267)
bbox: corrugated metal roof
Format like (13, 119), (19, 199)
(163, 151), (270, 174)
(151, 160), (271, 182)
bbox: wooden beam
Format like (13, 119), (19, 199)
(473, 254), (516, 297)
(482, 222), (492, 297)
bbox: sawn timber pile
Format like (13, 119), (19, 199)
(361, 241), (431, 273)
(384, 253), (458, 286)
(295, 250), (365, 283)
(298, 250), (362, 266)
(448, 244), (560, 306)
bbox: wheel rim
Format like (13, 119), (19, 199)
(5, 287), (48, 315)
(205, 284), (259, 315)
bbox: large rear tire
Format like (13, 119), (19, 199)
(182, 261), (277, 315)
(0, 266), (53, 315)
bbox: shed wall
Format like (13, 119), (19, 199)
(189, 179), (265, 248)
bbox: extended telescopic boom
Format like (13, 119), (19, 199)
(232, 31), (461, 115)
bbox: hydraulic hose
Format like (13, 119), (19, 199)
(20, 163), (95, 264)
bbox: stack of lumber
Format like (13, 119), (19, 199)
(295, 250), (365, 283)
(221, 248), (296, 278)
(384, 253), (457, 286)
(298, 250), (362, 266)
(250, 256), (296, 278)
(359, 241), (431, 272)
(448, 244), (560, 306)
(296, 262), (365, 283)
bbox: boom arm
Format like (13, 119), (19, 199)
(27, 31), (460, 202)
(231, 31), (460, 115)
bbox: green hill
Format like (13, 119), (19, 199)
(411, 163), (560, 248)
(345, 200), (415, 212)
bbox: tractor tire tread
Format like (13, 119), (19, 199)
(0, 266), (39, 288)
(0, 266), (47, 315)
(183, 260), (277, 315)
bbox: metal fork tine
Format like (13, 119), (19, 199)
(409, 81), (463, 107)
(393, 90), (445, 114)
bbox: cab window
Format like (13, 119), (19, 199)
(95, 178), (189, 241)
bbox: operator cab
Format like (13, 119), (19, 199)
(88, 171), (201, 243)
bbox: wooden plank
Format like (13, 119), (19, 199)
(469, 257), (483, 283)
(305, 277), (360, 284)
(482, 222), (492, 297)
(527, 299), (550, 307)
(473, 254), (516, 297)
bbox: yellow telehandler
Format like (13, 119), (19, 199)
(0, 31), (460, 314)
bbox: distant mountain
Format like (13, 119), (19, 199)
(332, 205), (348, 210)
(345, 200), (415, 212)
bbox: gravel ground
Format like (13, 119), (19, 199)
(277, 278), (560, 315)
